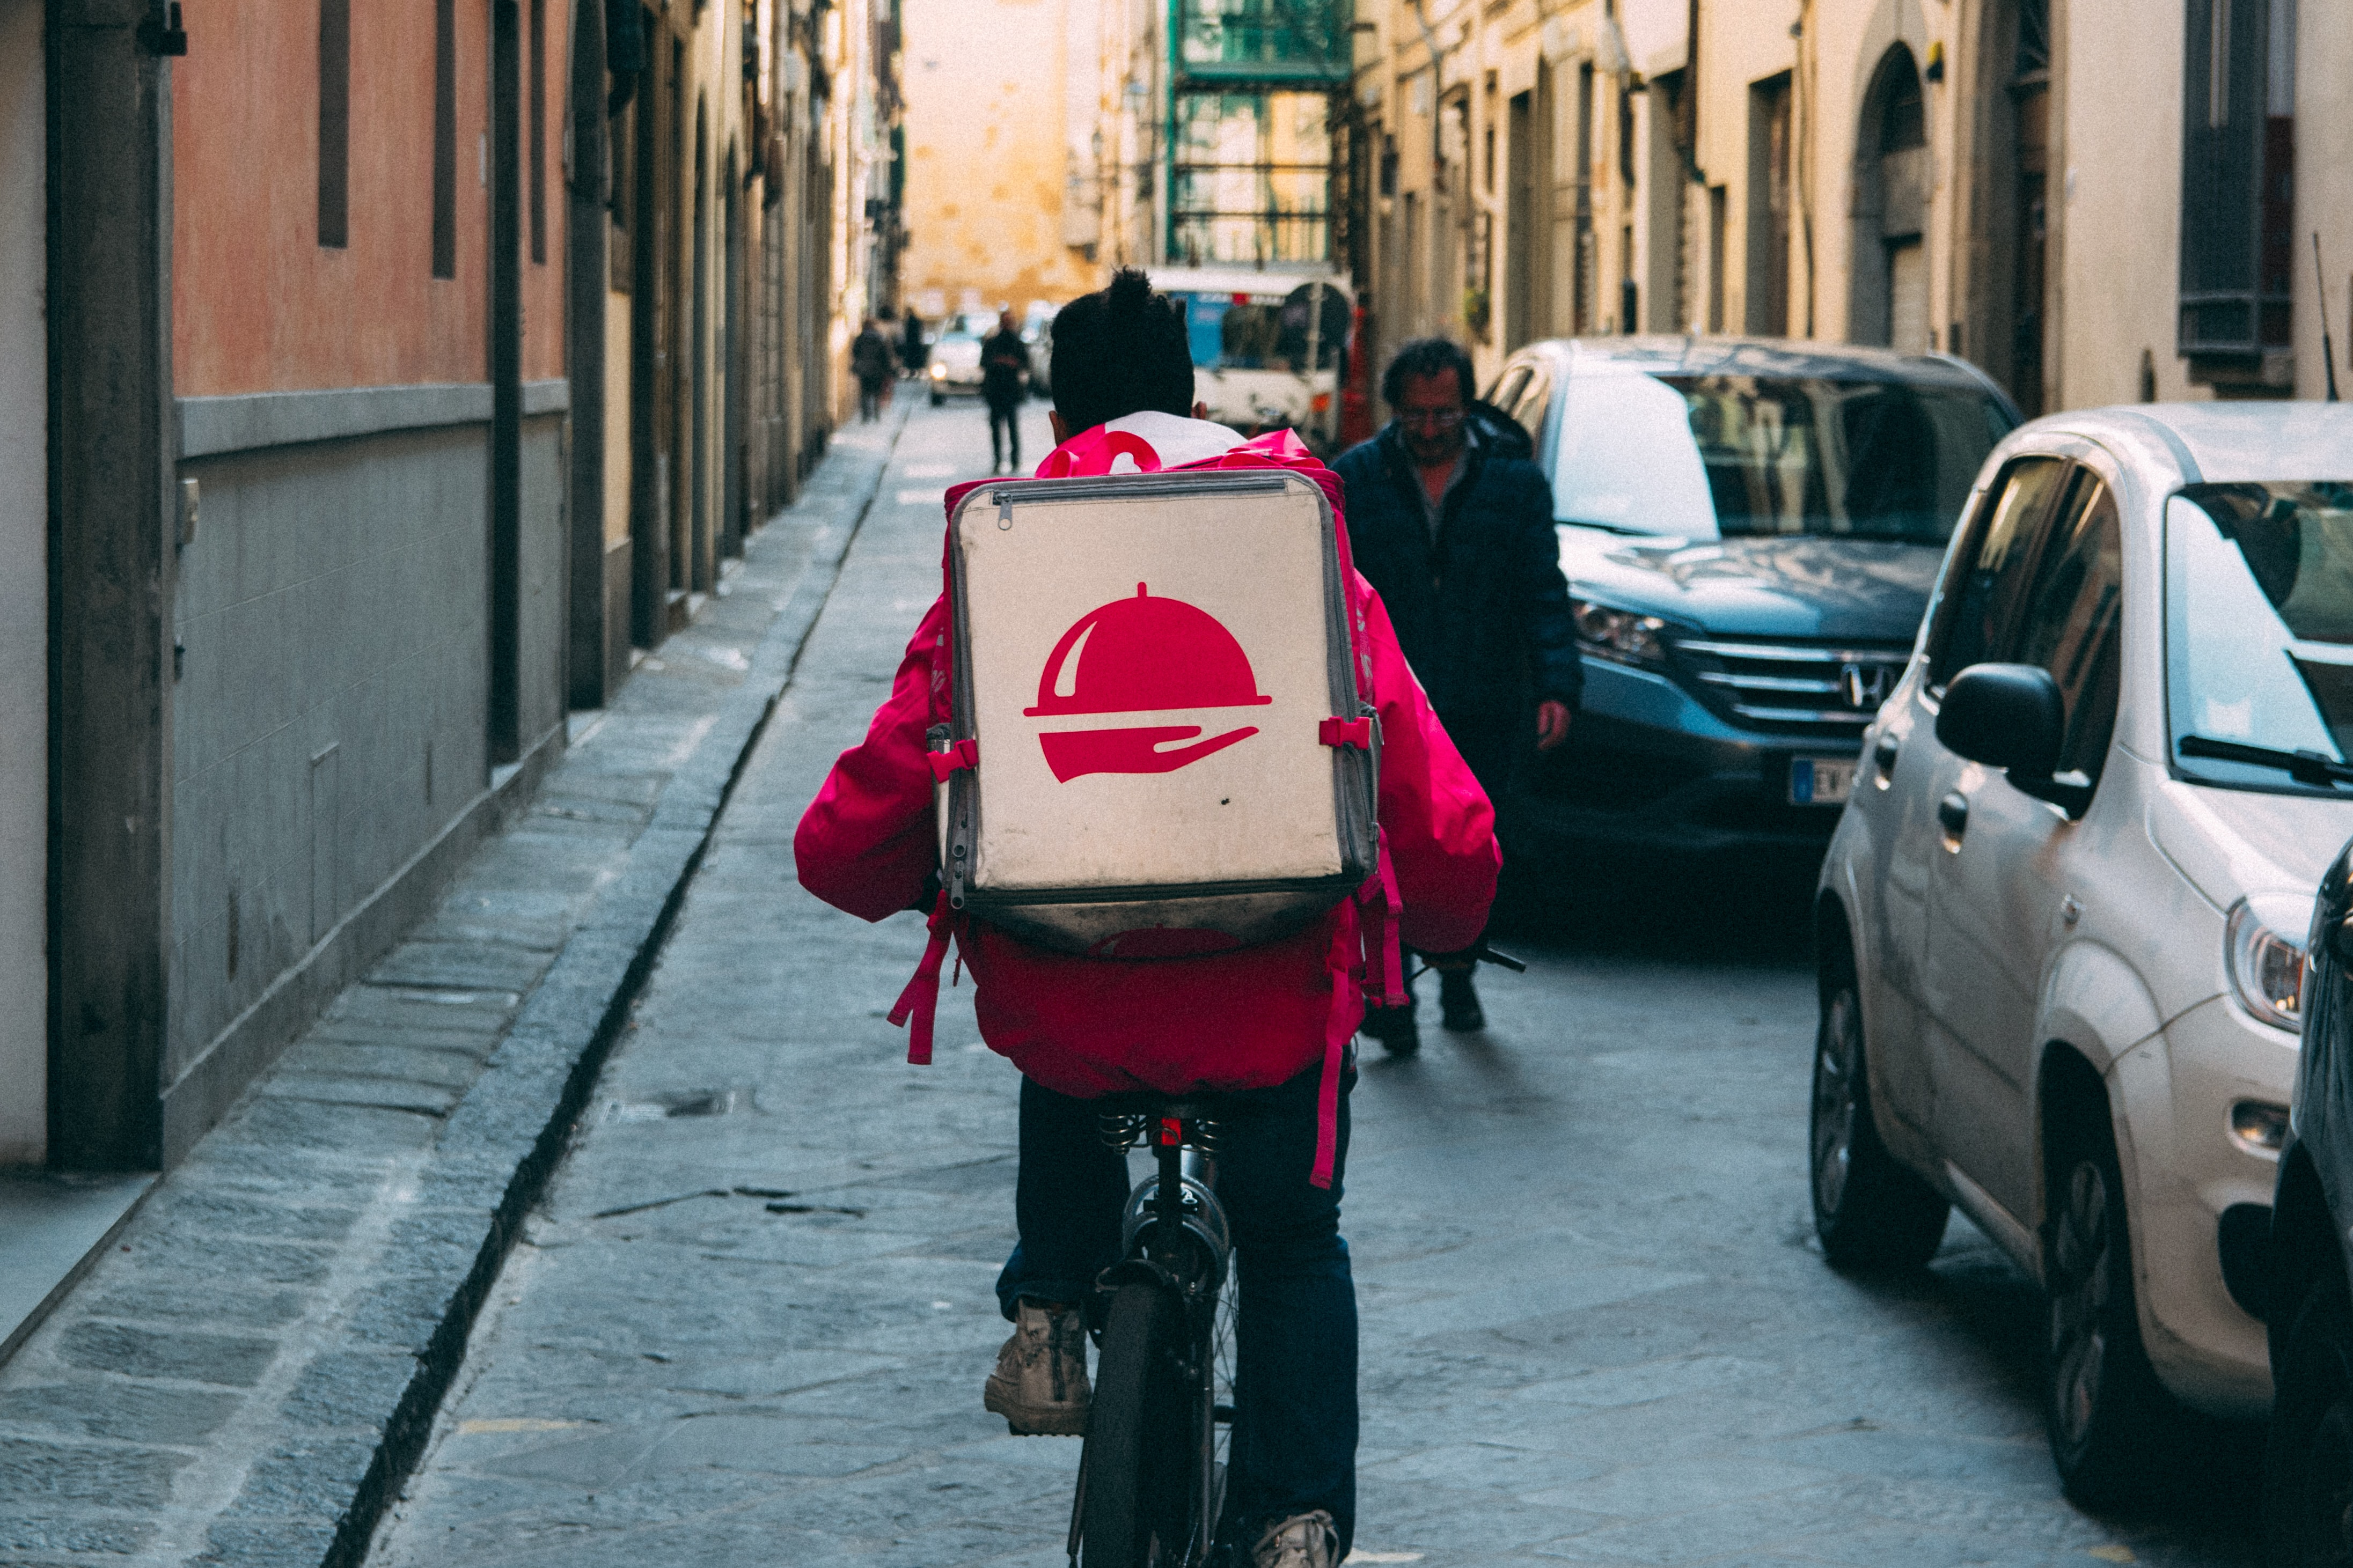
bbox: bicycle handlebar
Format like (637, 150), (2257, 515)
(1406, 940), (1527, 978)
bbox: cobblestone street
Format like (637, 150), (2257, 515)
(358, 398), (2263, 1568)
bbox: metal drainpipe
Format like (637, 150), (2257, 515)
(490, 0), (524, 761)
(566, 0), (610, 710)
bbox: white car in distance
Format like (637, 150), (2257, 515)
(1811, 402), (2353, 1504)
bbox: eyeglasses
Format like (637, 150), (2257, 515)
(1399, 409), (1465, 429)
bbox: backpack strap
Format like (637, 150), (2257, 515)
(888, 889), (959, 1064)
(1354, 829), (1406, 1009)
(1311, 918), (1356, 1191)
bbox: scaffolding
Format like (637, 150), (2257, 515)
(1165, 0), (1352, 266)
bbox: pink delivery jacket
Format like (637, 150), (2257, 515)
(793, 415), (1498, 1179)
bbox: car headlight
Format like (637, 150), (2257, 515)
(928, 363), (945, 379)
(1573, 601), (1672, 667)
(2226, 893), (2313, 1032)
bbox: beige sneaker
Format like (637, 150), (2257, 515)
(1252, 1510), (1339, 1568)
(981, 1300), (1090, 1435)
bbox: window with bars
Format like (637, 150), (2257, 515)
(319, 0), (348, 247)
(530, 0), (546, 264)
(2179, 0), (2295, 362)
(432, 0), (457, 278)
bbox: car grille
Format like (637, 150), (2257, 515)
(1667, 636), (1912, 736)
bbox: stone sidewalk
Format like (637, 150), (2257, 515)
(0, 407), (907, 1568)
(364, 396), (2257, 1568)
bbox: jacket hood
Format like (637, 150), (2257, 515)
(1465, 399), (1535, 461)
(1558, 527), (1945, 643)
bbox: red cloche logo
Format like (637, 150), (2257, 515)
(1024, 583), (1272, 781)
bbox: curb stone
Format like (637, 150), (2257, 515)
(311, 421), (905, 1567)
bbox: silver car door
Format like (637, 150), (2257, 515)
(1925, 465), (2124, 1224)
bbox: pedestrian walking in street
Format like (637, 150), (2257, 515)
(795, 269), (1498, 1568)
(1330, 337), (1580, 1051)
(899, 306), (928, 378)
(980, 306), (1030, 473)
(852, 316), (895, 422)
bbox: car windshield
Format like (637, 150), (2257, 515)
(2167, 482), (2353, 793)
(1549, 367), (2011, 542)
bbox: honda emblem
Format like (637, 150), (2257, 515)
(1838, 662), (1893, 709)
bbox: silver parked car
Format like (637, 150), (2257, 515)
(1811, 402), (2353, 1503)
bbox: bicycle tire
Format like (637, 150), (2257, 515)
(1082, 1282), (1197, 1568)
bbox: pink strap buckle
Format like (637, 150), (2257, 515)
(926, 738), (979, 782)
(1318, 716), (1372, 750)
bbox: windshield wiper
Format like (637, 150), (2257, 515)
(1557, 518), (1665, 536)
(2178, 734), (2353, 787)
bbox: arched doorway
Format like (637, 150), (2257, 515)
(1851, 45), (1929, 352)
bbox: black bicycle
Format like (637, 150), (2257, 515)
(1068, 944), (1523, 1567)
(1068, 1091), (1237, 1568)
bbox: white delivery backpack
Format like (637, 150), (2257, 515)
(929, 468), (1379, 956)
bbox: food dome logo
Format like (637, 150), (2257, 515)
(1024, 584), (1272, 781)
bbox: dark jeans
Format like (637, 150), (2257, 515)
(995, 1065), (1359, 1557)
(987, 399), (1022, 469)
(858, 377), (886, 421)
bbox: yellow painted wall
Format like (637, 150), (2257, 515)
(604, 292), (632, 550)
(901, 0), (1098, 312)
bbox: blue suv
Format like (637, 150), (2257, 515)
(1483, 337), (2018, 858)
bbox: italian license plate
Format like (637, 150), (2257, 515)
(1789, 757), (1857, 806)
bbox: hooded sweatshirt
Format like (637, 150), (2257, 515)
(794, 413), (1499, 1125)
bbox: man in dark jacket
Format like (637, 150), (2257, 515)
(1331, 336), (1580, 1047)
(851, 319), (895, 422)
(980, 308), (1031, 473)
(899, 307), (928, 378)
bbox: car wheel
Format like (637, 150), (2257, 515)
(1809, 980), (1949, 1270)
(2043, 1105), (2186, 1507)
(929, 391), (945, 407)
(2264, 1271), (2353, 1564)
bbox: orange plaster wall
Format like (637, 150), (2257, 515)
(174, 0), (568, 396)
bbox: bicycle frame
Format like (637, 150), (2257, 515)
(1071, 1100), (1235, 1567)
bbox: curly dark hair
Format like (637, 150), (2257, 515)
(1049, 269), (1197, 437)
(1380, 336), (1478, 410)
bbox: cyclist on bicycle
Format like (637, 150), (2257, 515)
(796, 268), (1498, 1568)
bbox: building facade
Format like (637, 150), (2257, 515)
(1339, 0), (2353, 416)
(899, 0), (1105, 317)
(11, 0), (891, 1176)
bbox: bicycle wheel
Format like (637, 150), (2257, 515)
(1082, 1282), (1198, 1568)
(1203, 1268), (1238, 1549)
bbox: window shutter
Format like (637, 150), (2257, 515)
(2178, 0), (2285, 358)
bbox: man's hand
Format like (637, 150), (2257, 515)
(1536, 700), (1573, 752)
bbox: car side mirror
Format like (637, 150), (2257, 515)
(1938, 662), (2093, 815)
(1938, 664), (2062, 772)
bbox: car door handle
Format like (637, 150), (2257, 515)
(1937, 791), (1969, 840)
